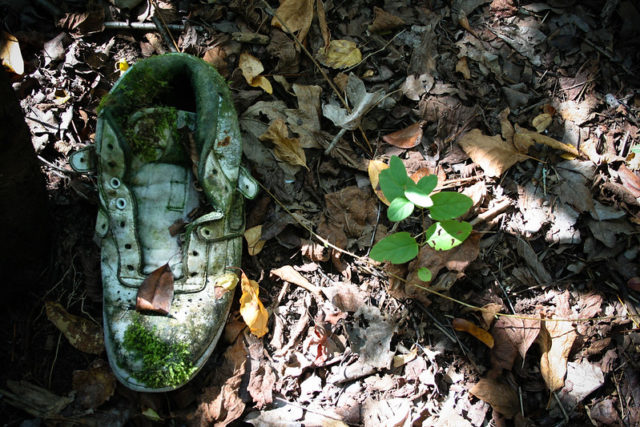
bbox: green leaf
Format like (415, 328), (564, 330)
(417, 267), (432, 282)
(425, 220), (472, 251)
(370, 232), (419, 264)
(405, 175), (437, 208)
(380, 156), (410, 202)
(429, 192), (473, 220)
(388, 196), (414, 221)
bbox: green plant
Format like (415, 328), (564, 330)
(369, 156), (473, 278)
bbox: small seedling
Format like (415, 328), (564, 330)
(370, 156), (473, 281)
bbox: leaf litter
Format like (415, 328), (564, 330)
(5, 0), (640, 425)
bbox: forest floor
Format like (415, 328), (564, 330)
(2, 0), (640, 425)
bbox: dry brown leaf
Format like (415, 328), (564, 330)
(382, 121), (424, 149)
(470, 377), (520, 418)
(532, 113), (553, 132)
(458, 129), (527, 177)
(45, 301), (104, 354)
(202, 46), (228, 77)
(480, 303), (503, 329)
(57, 9), (105, 35)
(259, 118), (308, 169)
(368, 159), (390, 205)
(271, 0), (314, 42)
(239, 273), (269, 338)
(539, 292), (577, 393)
(499, 107), (514, 143)
(193, 335), (247, 426)
(316, 0), (330, 48)
(514, 124), (579, 156)
(1, 31), (24, 75)
(244, 225), (266, 256)
(368, 6), (405, 33)
(270, 265), (321, 296)
(71, 360), (116, 410)
(238, 52), (272, 94)
(287, 83), (323, 149)
(316, 40), (362, 69)
(455, 56), (471, 79)
(618, 164), (640, 197)
(491, 316), (541, 371)
(453, 318), (494, 348)
(136, 264), (174, 315)
(301, 239), (329, 262)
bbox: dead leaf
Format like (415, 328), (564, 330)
(618, 164), (640, 197)
(368, 7), (406, 33)
(72, 360), (116, 410)
(193, 335), (247, 426)
(323, 73), (385, 131)
(239, 52), (272, 94)
(470, 377), (520, 418)
(455, 56), (471, 79)
(244, 225), (266, 256)
(1, 31), (24, 75)
(316, 40), (362, 69)
(136, 264), (174, 315)
(457, 129), (528, 177)
(532, 113), (552, 132)
(246, 334), (276, 409)
(316, 0), (330, 47)
(271, 0), (314, 42)
(57, 9), (105, 35)
(270, 265), (321, 296)
(286, 83), (323, 149)
(239, 273), (269, 338)
(202, 46), (228, 77)
(301, 239), (329, 262)
(491, 316), (540, 371)
(368, 159), (391, 204)
(480, 303), (503, 329)
(45, 301), (104, 354)
(259, 119), (308, 170)
(539, 292), (577, 393)
(453, 318), (494, 348)
(382, 121), (424, 148)
(362, 398), (411, 426)
(514, 124), (580, 156)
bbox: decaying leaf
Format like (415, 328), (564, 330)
(286, 84), (323, 149)
(316, 39), (362, 69)
(193, 335), (247, 426)
(259, 119), (308, 170)
(72, 360), (116, 410)
(539, 292), (577, 393)
(513, 124), (580, 156)
(271, 0), (314, 42)
(45, 301), (104, 354)
(458, 129), (528, 177)
(244, 225), (266, 256)
(368, 6), (406, 33)
(491, 316), (541, 371)
(453, 318), (494, 348)
(136, 264), (174, 315)
(239, 52), (273, 94)
(368, 159), (391, 205)
(323, 73), (385, 131)
(470, 377), (520, 418)
(239, 273), (269, 338)
(1, 31), (24, 75)
(382, 122), (424, 149)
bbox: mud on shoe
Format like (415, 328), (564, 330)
(70, 53), (257, 392)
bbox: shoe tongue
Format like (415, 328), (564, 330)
(127, 107), (197, 165)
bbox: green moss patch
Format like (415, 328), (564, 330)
(123, 319), (196, 389)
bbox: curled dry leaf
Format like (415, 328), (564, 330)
(244, 225), (266, 256)
(514, 124), (579, 156)
(458, 129), (528, 177)
(368, 159), (391, 205)
(45, 301), (104, 354)
(316, 39), (362, 69)
(532, 113), (552, 132)
(470, 377), (520, 418)
(239, 273), (269, 338)
(270, 265), (321, 296)
(368, 6), (406, 33)
(72, 360), (116, 410)
(382, 121), (424, 149)
(259, 119), (308, 170)
(301, 239), (329, 262)
(239, 52), (272, 94)
(136, 263), (174, 315)
(271, 0), (314, 42)
(453, 318), (494, 348)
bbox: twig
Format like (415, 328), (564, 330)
(553, 390), (570, 423)
(151, 13), (178, 53)
(324, 128), (346, 155)
(104, 21), (198, 31)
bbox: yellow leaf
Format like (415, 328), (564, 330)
(54, 88), (71, 105)
(514, 124), (579, 156)
(271, 0), (314, 42)
(45, 301), (104, 354)
(316, 40), (362, 69)
(368, 159), (390, 205)
(458, 129), (528, 178)
(238, 52), (272, 94)
(1, 31), (24, 75)
(117, 58), (129, 73)
(239, 273), (269, 338)
(393, 345), (418, 368)
(455, 56), (471, 79)
(532, 113), (552, 132)
(452, 318), (494, 348)
(244, 225), (266, 256)
(259, 118), (308, 169)
(214, 273), (240, 291)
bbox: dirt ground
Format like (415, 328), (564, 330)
(1, 0), (640, 425)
